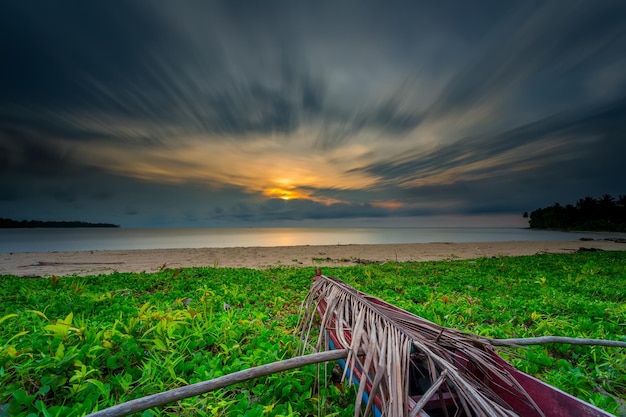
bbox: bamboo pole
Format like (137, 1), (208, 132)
(487, 336), (626, 348)
(409, 370), (449, 417)
(85, 349), (350, 417)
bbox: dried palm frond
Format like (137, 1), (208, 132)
(298, 275), (544, 417)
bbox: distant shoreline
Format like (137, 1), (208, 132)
(0, 218), (119, 228)
(1, 239), (625, 277)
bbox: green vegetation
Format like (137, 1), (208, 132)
(528, 194), (626, 231)
(1, 252), (625, 416)
(0, 218), (119, 228)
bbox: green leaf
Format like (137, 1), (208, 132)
(106, 355), (120, 370)
(0, 314), (17, 326)
(86, 378), (110, 398)
(138, 302), (152, 315)
(34, 400), (53, 417)
(13, 389), (35, 407)
(55, 343), (65, 361)
(36, 385), (51, 396)
(27, 310), (50, 322)
(4, 330), (29, 346)
(61, 312), (74, 326)
(44, 323), (70, 340)
(152, 338), (167, 351)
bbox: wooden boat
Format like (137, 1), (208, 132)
(302, 274), (614, 417)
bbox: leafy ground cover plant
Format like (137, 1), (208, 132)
(1, 251), (624, 415)
(0, 268), (353, 416)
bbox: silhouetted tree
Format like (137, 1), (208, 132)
(0, 218), (119, 228)
(529, 194), (626, 232)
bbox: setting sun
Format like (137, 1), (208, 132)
(264, 187), (302, 201)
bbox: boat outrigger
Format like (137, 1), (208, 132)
(299, 273), (614, 417)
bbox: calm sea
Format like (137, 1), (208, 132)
(1, 227), (624, 254)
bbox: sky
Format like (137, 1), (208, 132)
(1, 1), (625, 228)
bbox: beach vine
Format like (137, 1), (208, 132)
(1, 251), (624, 416)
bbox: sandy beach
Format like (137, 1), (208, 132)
(1, 239), (624, 277)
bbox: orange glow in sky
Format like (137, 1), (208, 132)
(264, 187), (302, 200)
(73, 129), (384, 207)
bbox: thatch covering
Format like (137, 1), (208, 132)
(298, 275), (544, 417)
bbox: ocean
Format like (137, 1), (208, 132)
(1, 227), (624, 254)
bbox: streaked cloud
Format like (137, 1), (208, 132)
(1, 1), (625, 226)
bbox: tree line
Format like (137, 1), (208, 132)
(526, 194), (626, 232)
(0, 218), (120, 228)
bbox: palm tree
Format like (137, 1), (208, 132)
(576, 196), (598, 220)
(598, 194), (616, 219)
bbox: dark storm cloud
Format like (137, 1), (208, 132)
(0, 1), (426, 143)
(357, 97), (626, 214)
(357, 97), (626, 182)
(212, 198), (390, 223)
(3, 1), (622, 143)
(0, 2), (176, 107)
(423, 2), (626, 124)
(1, 1), (625, 226)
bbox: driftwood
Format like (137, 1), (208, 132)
(487, 336), (626, 348)
(85, 349), (350, 417)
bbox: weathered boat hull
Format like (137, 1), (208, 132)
(313, 276), (614, 417)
